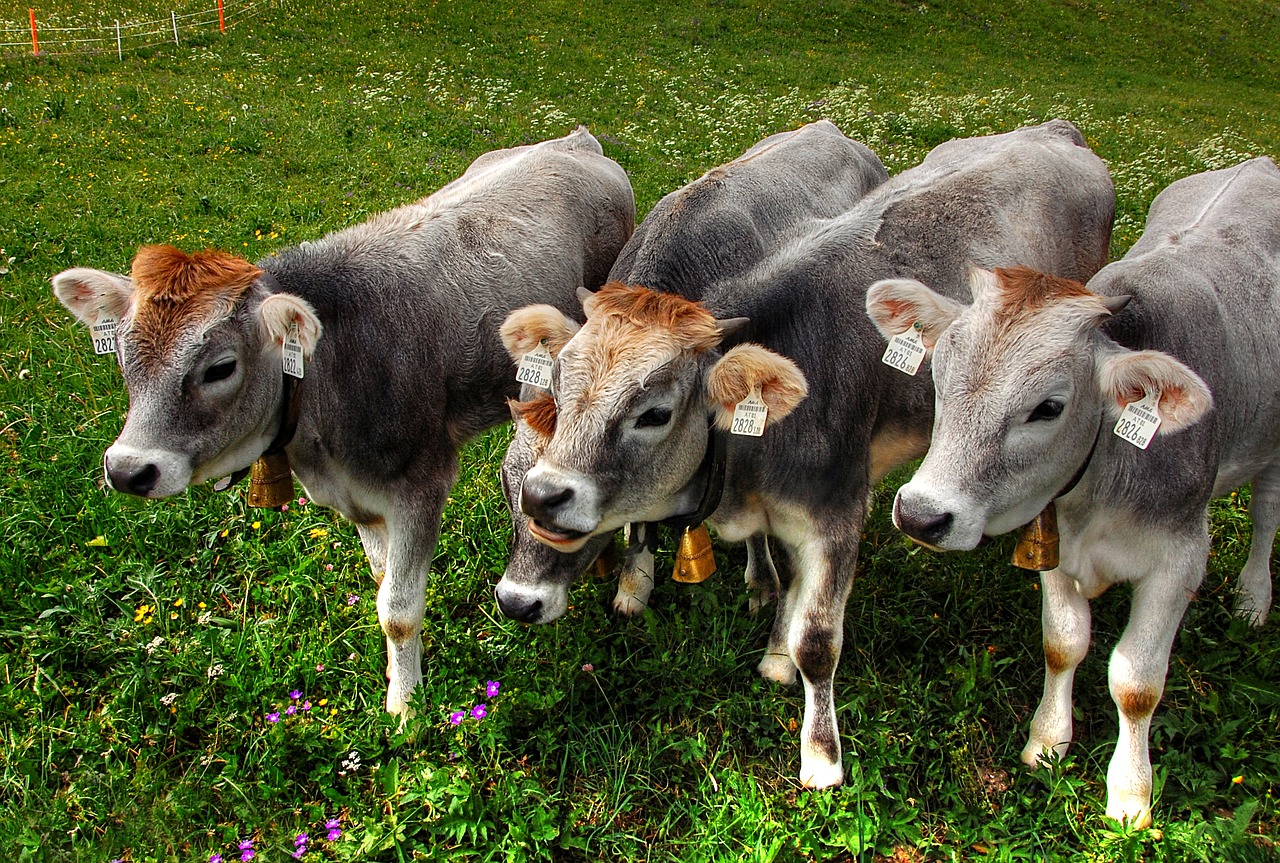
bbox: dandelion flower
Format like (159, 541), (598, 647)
(485, 680), (500, 698)
(251, 521), (261, 530)
(471, 703), (487, 720)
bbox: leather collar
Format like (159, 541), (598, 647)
(662, 419), (727, 531)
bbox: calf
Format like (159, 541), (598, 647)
(52, 127), (634, 717)
(868, 157), (1280, 825)
(503, 120), (1114, 787)
(495, 120), (889, 622)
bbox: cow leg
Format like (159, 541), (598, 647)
(1022, 567), (1092, 770)
(377, 494), (446, 718)
(1237, 465), (1280, 624)
(758, 542), (797, 685)
(356, 522), (388, 587)
(745, 534), (781, 614)
(783, 528), (857, 789)
(1104, 556), (1200, 828)
(613, 522), (656, 616)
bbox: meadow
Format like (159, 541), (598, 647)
(1, 0), (1278, 860)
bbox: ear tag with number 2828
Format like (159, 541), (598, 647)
(515, 341), (554, 390)
(882, 321), (926, 376)
(730, 388), (768, 437)
(1113, 390), (1161, 449)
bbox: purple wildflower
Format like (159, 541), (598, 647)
(290, 848), (305, 860)
(471, 703), (487, 720)
(346, 593), (358, 606)
(289, 690), (302, 700)
(325, 818), (342, 841)
(485, 680), (500, 698)
(238, 838), (255, 862)
(302, 700), (312, 711)
(295, 832), (308, 846)
(266, 711), (280, 724)
(448, 710), (465, 725)
(285, 704), (297, 716)
(210, 855), (223, 863)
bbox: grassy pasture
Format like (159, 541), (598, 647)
(1, 0), (1279, 860)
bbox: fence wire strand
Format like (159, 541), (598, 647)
(2, 0), (271, 58)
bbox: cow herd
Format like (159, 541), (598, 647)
(52, 120), (1280, 829)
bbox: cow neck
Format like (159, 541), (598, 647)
(215, 371), (304, 492)
(661, 418), (727, 532)
(1011, 414), (1103, 571)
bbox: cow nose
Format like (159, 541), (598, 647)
(494, 585), (544, 624)
(108, 461), (161, 497)
(520, 475), (575, 522)
(894, 497), (954, 548)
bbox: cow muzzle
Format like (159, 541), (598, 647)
(519, 464), (601, 552)
(493, 578), (568, 624)
(103, 443), (191, 498)
(892, 484), (981, 552)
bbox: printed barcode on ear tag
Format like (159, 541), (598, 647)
(1113, 391), (1162, 449)
(731, 391), (768, 437)
(515, 342), (554, 390)
(91, 315), (118, 355)
(882, 327), (926, 376)
(282, 323), (305, 379)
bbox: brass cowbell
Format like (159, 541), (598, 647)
(247, 451), (295, 509)
(1012, 502), (1060, 571)
(672, 523), (717, 583)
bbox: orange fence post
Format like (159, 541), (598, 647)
(28, 8), (37, 55)
(218, 0), (225, 32)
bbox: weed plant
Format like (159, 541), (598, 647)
(1, 1), (1278, 860)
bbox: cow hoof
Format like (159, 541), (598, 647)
(747, 588), (776, 616)
(1105, 799), (1153, 830)
(800, 760), (844, 789)
(758, 652), (797, 685)
(1233, 598), (1270, 627)
(612, 591), (647, 617)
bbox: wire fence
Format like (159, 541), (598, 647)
(1, 0), (272, 59)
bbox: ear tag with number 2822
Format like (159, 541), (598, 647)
(882, 321), (926, 376)
(91, 313), (118, 355)
(282, 322), (305, 379)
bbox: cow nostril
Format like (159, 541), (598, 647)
(495, 587), (544, 624)
(123, 463), (160, 497)
(907, 510), (953, 546)
(521, 478), (574, 519)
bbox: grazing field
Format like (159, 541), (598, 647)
(2, 0), (1279, 860)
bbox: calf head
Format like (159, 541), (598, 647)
(53, 245), (322, 497)
(867, 266), (1211, 549)
(501, 283), (806, 553)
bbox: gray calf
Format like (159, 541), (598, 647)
(870, 156), (1280, 826)
(505, 119), (1114, 787)
(496, 120), (888, 623)
(53, 127), (634, 717)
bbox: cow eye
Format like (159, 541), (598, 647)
(203, 359), (237, 384)
(1028, 399), (1064, 422)
(635, 407), (672, 429)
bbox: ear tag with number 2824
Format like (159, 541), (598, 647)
(882, 321), (926, 376)
(91, 313), (118, 355)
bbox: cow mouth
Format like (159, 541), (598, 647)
(528, 520), (587, 547)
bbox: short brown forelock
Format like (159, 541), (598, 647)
(589, 282), (722, 351)
(512, 391), (557, 438)
(128, 245), (262, 366)
(992, 266), (1094, 319)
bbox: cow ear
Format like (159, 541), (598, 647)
(866, 277), (965, 348)
(1097, 348), (1213, 434)
(52, 268), (133, 326)
(257, 293), (323, 358)
(706, 344), (808, 431)
(501, 304), (580, 361)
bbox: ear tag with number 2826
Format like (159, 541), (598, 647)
(1113, 390), (1161, 449)
(882, 321), (926, 376)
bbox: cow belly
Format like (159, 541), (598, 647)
(1057, 507), (1184, 598)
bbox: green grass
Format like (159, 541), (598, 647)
(2, 0), (1279, 860)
